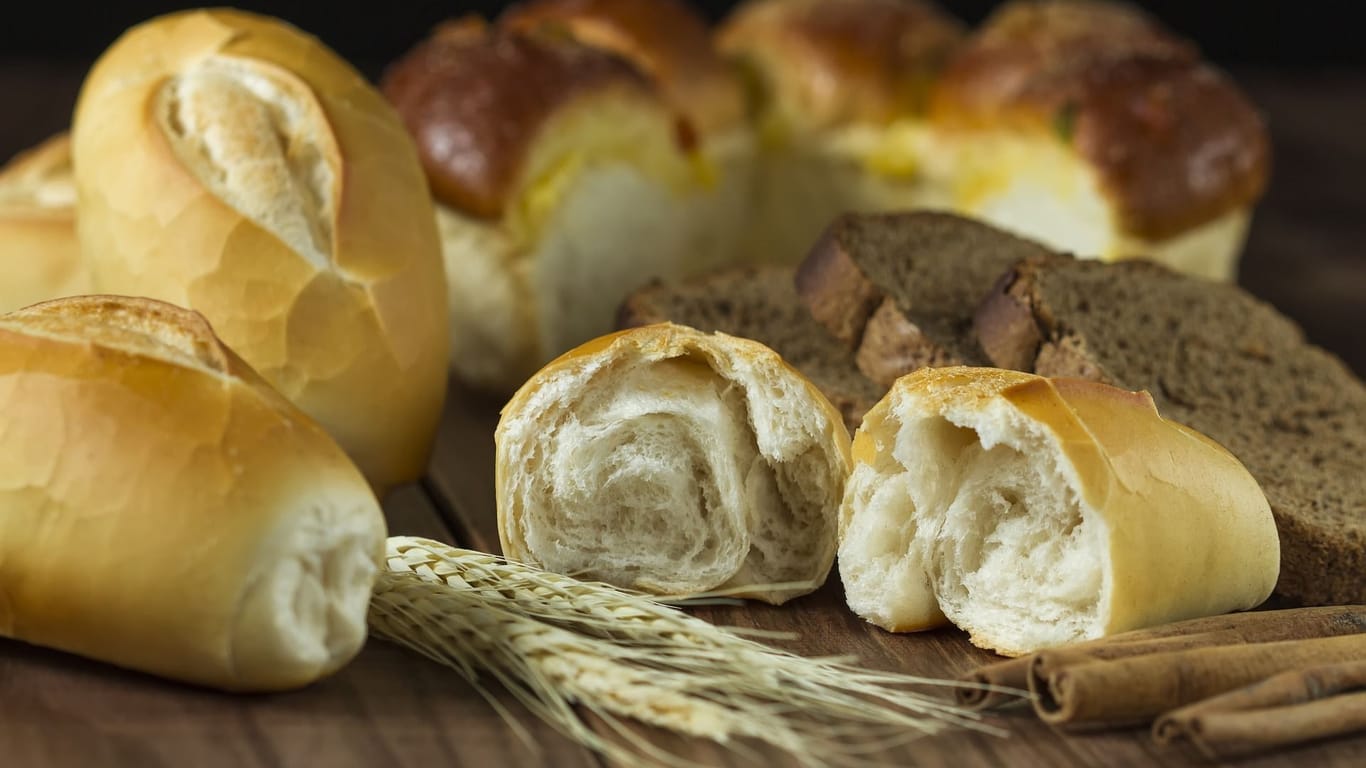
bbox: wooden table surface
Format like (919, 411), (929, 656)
(2, 65), (1364, 767)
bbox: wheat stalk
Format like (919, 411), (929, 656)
(368, 536), (1006, 767)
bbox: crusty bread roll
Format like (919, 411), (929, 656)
(0, 296), (386, 691)
(71, 9), (449, 494)
(718, 0), (966, 264)
(930, 0), (1269, 280)
(384, 18), (745, 393)
(496, 323), (852, 604)
(840, 366), (1279, 656)
(0, 133), (90, 313)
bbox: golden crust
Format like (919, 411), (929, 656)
(0, 134), (88, 313)
(382, 17), (668, 218)
(501, 0), (745, 136)
(0, 295), (385, 692)
(718, 0), (966, 130)
(72, 8), (450, 493)
(932, 0), (1270, 238)
(848, 366), (1278, 648)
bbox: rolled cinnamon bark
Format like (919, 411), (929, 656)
(1029, 634), (1366, 727)
(1153, 661), (1366, 759)
(957, 606), (1366, 709)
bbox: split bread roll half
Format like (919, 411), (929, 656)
(0, 296), (386, 691)
(384, 18), (747, 393)
(840, 366), (1279, 656)
(71, 9), (450, 493)
(496, 323), (852, 604)
(0, 133), (89, 313)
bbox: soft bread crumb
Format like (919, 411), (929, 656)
(158, 55), (338, 271)
(498, 327), (846, 603)
(840, 392), (1108, 652)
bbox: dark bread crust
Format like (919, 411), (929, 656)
(976, 255), (1366, 605)
(932, 0), (1270, 239)
(501, 0), (745, 135)
(381, 17), (660, 218)
(718, 0), (965, 129)
(618, 266), (882, 432)
(796, 211), (1051, 386)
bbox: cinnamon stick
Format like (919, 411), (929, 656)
(956, 605), (1366, 709)
(1153, 661), (1366, 759)
(1028, 633), (1366, 728)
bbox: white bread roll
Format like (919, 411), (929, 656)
(840, 367), (1279, 656)
(928, 1), (1268, 280)
(0, 134), (90, 313)
(717, 0), (966, 265)
(0, 296), (386, 691)
(71, 9), (450, 494)
(383, 19), (748, 393)
(496, 323), (852, 604)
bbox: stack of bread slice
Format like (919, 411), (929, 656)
(620, 211), (1364, 607)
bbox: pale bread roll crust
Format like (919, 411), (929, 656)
(0, 296), (386, 691)
(0, 134), (90, 313)
(496, 323), (852, 604)
(71, 9), (449, 494)
(840, 366), (1279, 656)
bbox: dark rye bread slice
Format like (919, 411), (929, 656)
(977, 255), (1366, 605)
(795, 211), (1053, 387)
(617, 267), (882, 433)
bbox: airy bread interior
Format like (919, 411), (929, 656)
(499, 331), (844, 602)
(158, 55), (339, 272)
(840, 394), (1109, 651)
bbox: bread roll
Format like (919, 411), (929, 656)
(496, 323), (852, 604)
(0, 296), (386, 691)
(930, 0), (1269, 280)
(840, 366), (1279, 656)
(718, 0), (966, 264)
(384, 18), (744, 393)
(71, 9), (449, 494)
(501, 0), (746, 137)
(0, 134), (89, 313)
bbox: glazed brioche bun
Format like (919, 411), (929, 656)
(0, 296), (386, 691)
(718, 0), (966, 265)
(840, 367), (1279, 656)
(385, 20), (743, 393)
(930, 0), (1269, 280)
(71, 9), (450, 494)
(501, 0), (747, 137)
(0, 134), (90, 313)
(496, 323), (852, 604)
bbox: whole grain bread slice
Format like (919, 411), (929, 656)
(795, 211), (1053, 387)
(617, 266), (883, 433)
(976, 254), (1366, 605)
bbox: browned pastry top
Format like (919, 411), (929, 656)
(501, 0), (745, 136)
(718, 0), (966, 130)
(933, 0), (1270, 238)
(381, 18), (662, 218)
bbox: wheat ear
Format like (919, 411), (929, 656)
(368, 536), (1004, 768)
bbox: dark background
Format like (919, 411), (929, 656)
(0, 2), (1359, 72)
(1, 1), (1363, 374)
